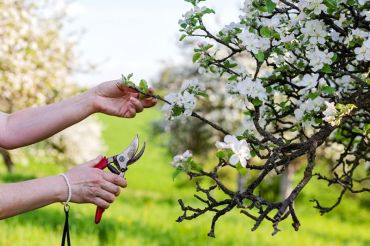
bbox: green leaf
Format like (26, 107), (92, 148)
(324, 0), (337, 9)
(321, 86), (336, 95)
(172, 168), (183, 181)
(255, 51), (265, 62)
(352, 128), (363, 134)
(331, 53), (338, 62)
(321, 64), (332, 74)
(235, 163), (247, 175)
(228, 75), (238, 81)
(307, 91), (320, 100)
(179, 34), (187, 41)
(365, 124), (370, 132)
(190, 160), (203, 172)
(192, 52), (201, 63)
(127, 73), (133, 80)
(252, 98), (263, 107)
(202, 8), (215, 14)
(139, 79), (149, 93)
(260, 26), (272, 38)
(224, 60), (238, 68)
(250, 149), (257, 157)
(196, 91), (208, 98)
(216, 150), (228, 159)
(266, 0), (277, 13)
(172, 105), (184, 116)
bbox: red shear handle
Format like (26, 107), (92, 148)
(94, 157), (108, 224)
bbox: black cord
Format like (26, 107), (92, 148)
(61, 204), (71, 246)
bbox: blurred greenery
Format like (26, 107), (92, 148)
(1, 109), (370, 246)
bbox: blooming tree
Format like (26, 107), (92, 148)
(0, 0), (105, 171)
(127, 0), (370, 237)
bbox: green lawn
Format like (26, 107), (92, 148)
(1, 109), (370, 246)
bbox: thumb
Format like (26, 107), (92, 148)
(84, 156), (104, 168)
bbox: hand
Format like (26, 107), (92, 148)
(63, 156), (127, 209)
(91, 80), (157, 118)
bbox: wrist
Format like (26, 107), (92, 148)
(54, 175), (69, 203)
(78, 89), (98, 115)
(87, 87), (103, 114)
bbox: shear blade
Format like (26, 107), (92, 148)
(127, 142), (146, 165)
(123, 135), (140, 159)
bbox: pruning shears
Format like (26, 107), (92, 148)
(94, 135), (145, 224)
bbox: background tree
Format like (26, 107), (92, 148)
(0, 0), (104, 172)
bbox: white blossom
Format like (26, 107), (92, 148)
(296, 73), (319, 94)
(354, 38), (370, 61)
(260, 15), (281, 29)
(172, 150), (192, 169)
(162, 91), (197, 119)
(301, 20), (327, 45)
(233, 77), (267, 100)
(298, 0), (327, 15)
(306, 47), (334, 71)
(358, 0), (369, 5)
(181, 78), (205, 93)
(216, 135), (251, 167)
(221, 22), (243, 34)
(330, 30), (343, 42)
(294, 96), (325, 121)
(323, 101), (338, 126)
(238, 29), (270, 54)
(183, 6), (207, 19)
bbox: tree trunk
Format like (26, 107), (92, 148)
(279, 164), (295, 199)
(237, 173), (246, 192)
(0, 148), (14, 173)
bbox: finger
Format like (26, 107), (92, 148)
(101, 180), (120, 196)
(97, 189), (116, 203)
(94, 197), (110, 209)
(103, 172), (127, 188)
(116, 83), (140, 97)
(124, 107), (136, 118)
(148, 88), (155, 94)
(129, 92), (140, 98)
(141, 97), (157, 108)
(129, 97), (144, 113)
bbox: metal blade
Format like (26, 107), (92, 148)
(115, 135), (140, 171)
(127, 142), (146, 165)
(122, 134), (139, 160)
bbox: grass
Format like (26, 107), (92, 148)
(1, 109), (370, 245)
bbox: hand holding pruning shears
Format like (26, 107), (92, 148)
(93, 135), (145, 223)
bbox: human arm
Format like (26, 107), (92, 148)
(0, 156), (126, 219)
(0, 80), (157, 149)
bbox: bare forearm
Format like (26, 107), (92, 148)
(0, 175), (66, 219)
(1, 91), (96, 149)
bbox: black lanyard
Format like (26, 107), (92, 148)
(61, 204), (71, 246)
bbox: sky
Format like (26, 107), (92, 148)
(66, 0), (242, 86)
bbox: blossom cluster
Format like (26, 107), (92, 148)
(172, 150), (193, 169)
(162, 79), (205, 119)
(216, 135), (251, 167)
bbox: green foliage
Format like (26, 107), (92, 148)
(121, 74), (149, 94)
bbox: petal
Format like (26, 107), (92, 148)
(229, 154), (240, 166)
(240, 158), (247, 168)
(216, 141), (228, 149)
(224, 135), (236, 144)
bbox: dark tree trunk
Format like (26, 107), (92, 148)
(0, 147), (14, 173)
